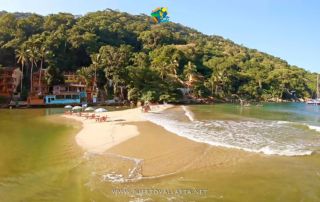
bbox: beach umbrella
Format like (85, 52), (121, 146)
(64, 105), (72, 109)
(72, 106), (82, 111)
(94, 108), (108, 113)
(84, 107), (95, 112)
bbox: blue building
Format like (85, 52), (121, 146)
(44, 92), (87, 105)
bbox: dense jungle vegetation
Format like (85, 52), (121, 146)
(0, 10), (317, 102)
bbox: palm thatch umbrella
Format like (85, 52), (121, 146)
(64, 105), (72, 109)
(94, 108), (108, 113)
(72, 106), (82, 111)
(84, 107), (95, 112)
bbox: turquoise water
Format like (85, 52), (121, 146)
(145, 103), (320, 156)
(191, 103), (320, 123)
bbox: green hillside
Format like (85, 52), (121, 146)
(0, 9), (317, 102)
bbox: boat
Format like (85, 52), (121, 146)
(306, 99), (320, 105)
(44, 92), (87, 105)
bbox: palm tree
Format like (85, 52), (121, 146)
(210, 64), (227, 96)
(208, 73), (220, 95)
(184, 61), (197, 83)
(27, 46), (39, 93)
(77, 67), (93, 88)
(16, 46), (28, 94)
(38, 47), (49, 95)
(168, 59), (179, 77)
(90, 53), (101, 91)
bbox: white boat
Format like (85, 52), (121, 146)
(306, 99), (320, 105)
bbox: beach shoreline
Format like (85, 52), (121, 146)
(62, 104), (259, 178)
(62, 104), (174, 154)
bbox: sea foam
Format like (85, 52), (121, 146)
(307, 125), (320, 133)
(182, 105), (195, 122)
(143, 107), (320, 157)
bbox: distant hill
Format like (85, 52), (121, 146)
(0, 10), (34, 18)
(0, 9), (317, 101)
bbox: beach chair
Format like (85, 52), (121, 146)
(83, 113), (90, 119)
(95, 115), (101, 122)
(100, 116), (107, 122)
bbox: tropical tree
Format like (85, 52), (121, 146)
(138, 28), (173, 50)
(132, 52), (149, 67)
(38, 46), (50, 94)
(183, 61), (197, 83)
(77, 66), (94, 87)
(15, 46), (28, 93)
(26, 45), (39, 92)
(90, 53), (102, 91)
(99, 44), (133, 98)
(45, 65), (63, 87)
(150, 45), (183, 80)
(0, 10), (316, 103)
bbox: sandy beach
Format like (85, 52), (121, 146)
(63, 105), (257, 178)
(63, 105), (174, 154)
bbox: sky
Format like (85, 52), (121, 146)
(0, 0), (319, 72)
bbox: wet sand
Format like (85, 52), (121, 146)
(108, 120), (320, 202)
(109, 121), (258, 177)
(63, 105), (260, 178)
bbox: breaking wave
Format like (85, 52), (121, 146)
(307, 125), (320, 133)
(182, 105), (195, 122)
(143, 107), (320, 157)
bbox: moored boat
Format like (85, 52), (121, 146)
(306, 99), (320, 105)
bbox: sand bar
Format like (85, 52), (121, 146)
(63, 105), (257, 177)
(63, 105), (173, 154)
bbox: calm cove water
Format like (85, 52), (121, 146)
(0, 103), (320, 202)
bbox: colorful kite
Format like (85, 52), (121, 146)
(151, 7), (169, 24)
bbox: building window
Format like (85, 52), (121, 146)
(72, 95), (79, 99)
(56, 95), (64, 99)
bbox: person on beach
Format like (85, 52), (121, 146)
(141, 103), (151, 113)
(130, 101), (135, 108)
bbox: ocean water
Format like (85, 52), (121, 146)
(1, 105), (320, 202)
(0, 108), (133, 201)
(144, 103), (320, 156)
